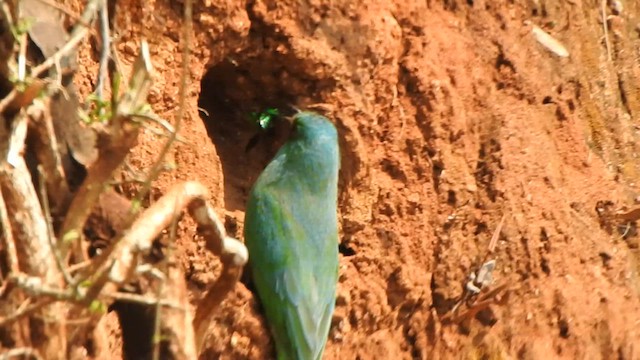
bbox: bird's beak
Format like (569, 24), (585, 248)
(283, 115), (295, 126)
(282, 104), (301, 125)
(287, 104), (302, 114)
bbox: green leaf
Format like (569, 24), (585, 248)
(62, 230), (80, 245)
(10, 18), (33, 39)
(88, 299), (107, 314)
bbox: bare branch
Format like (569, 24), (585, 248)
(0, 347), (44, 360)
(94, 0), (110, 98)
(0, 187), (18, 274)
(28, 99), (70, 214)
(60, 40), (153, 261)
(0, 0), (99, 113)
(133, 0), (192, 204)
(0, 112), (67, 358)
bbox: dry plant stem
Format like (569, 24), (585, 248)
(77, 257), (115, 307)
(88, 314), (110, 359)
(0, 189), (18, 274)
(17, 32), (26, 81)
(448, 283), (510, 324)
(134, 0), (191, 205)
(0, 347), (44, 360)
(0, 297), (30, 326)
(68, 0), (101, 39)
(133, 113), (187, 144)
(153, 257), (170, 360)
(37, 166), (73, 285)
(6, 268), (107, 359)
(28, 99), (70, 213)
(106, 291), (183, 309)
(193, 256), (245, 353)
(63, 147), (143, 259)
(0, 114), (61, 276)
(157, 262), (197, 360)
(613, 207), (640, 222)
(1, 80), (46, 115)
(95, 0), (110, 98)
(60, 40), (153, 260)
(448, 214), (505, 318)
(0, 298), (54, 327)
(59, 123), (138, 261)
(5, 109), (26, 167)
(151, 213), (195, 360)
(0, 189), (23, 346)
(88, 181), (245, 358)
(482, 213), (505, 264)
(0, 113), (67, 358)
(0, 0), (98, 113)
(103, 181), (247, 287)
(191, 191), (249, 352)
(74, 180), (246, 354)
(0, 2), (16, 38)
(2, 272), (183, 309)
(151, 196), (195, 360)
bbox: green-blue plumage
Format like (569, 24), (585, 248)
(244, 112), (340, 360)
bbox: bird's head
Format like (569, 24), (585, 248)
(289, 111), (338, 144)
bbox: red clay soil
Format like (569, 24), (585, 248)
(73, 0), (640, 358)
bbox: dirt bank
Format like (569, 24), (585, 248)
(78, 0), (640, 358)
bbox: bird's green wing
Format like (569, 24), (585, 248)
(245, 184), (337, 360)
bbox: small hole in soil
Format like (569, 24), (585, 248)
(447, 190), (457, 206)
(567, 99), (575, 112)
(475, 307), (497, 326)
(598, 251), (612, 269)
(542, 96), (553, 104)
(197, 27), (346, 212)
(198, 30), (357, 309)
(339, 243), (356, 256)
(431, 160), (444, 191)
(558, 318), (570, 338)
(540, 257), (551, 275)
(474, 221), (488, 236)
(198, 57), (299, 212)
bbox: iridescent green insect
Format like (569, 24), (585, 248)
(250, 107), (280, 130)
(244, 111), (340, 360)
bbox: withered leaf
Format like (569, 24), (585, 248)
(19, 0), (77, 71)
(19, 0), (97, 172)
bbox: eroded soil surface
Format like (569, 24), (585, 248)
(75, 0), (640, 358)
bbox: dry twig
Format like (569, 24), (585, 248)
(59, 39), (153, 261)
(443, 214), (508, 325)
(0, 112), (67, 358)
(1, 0), (248, 357)
(0, 0), (99, 114)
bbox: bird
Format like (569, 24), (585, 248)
(244, 111), (340, 360)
